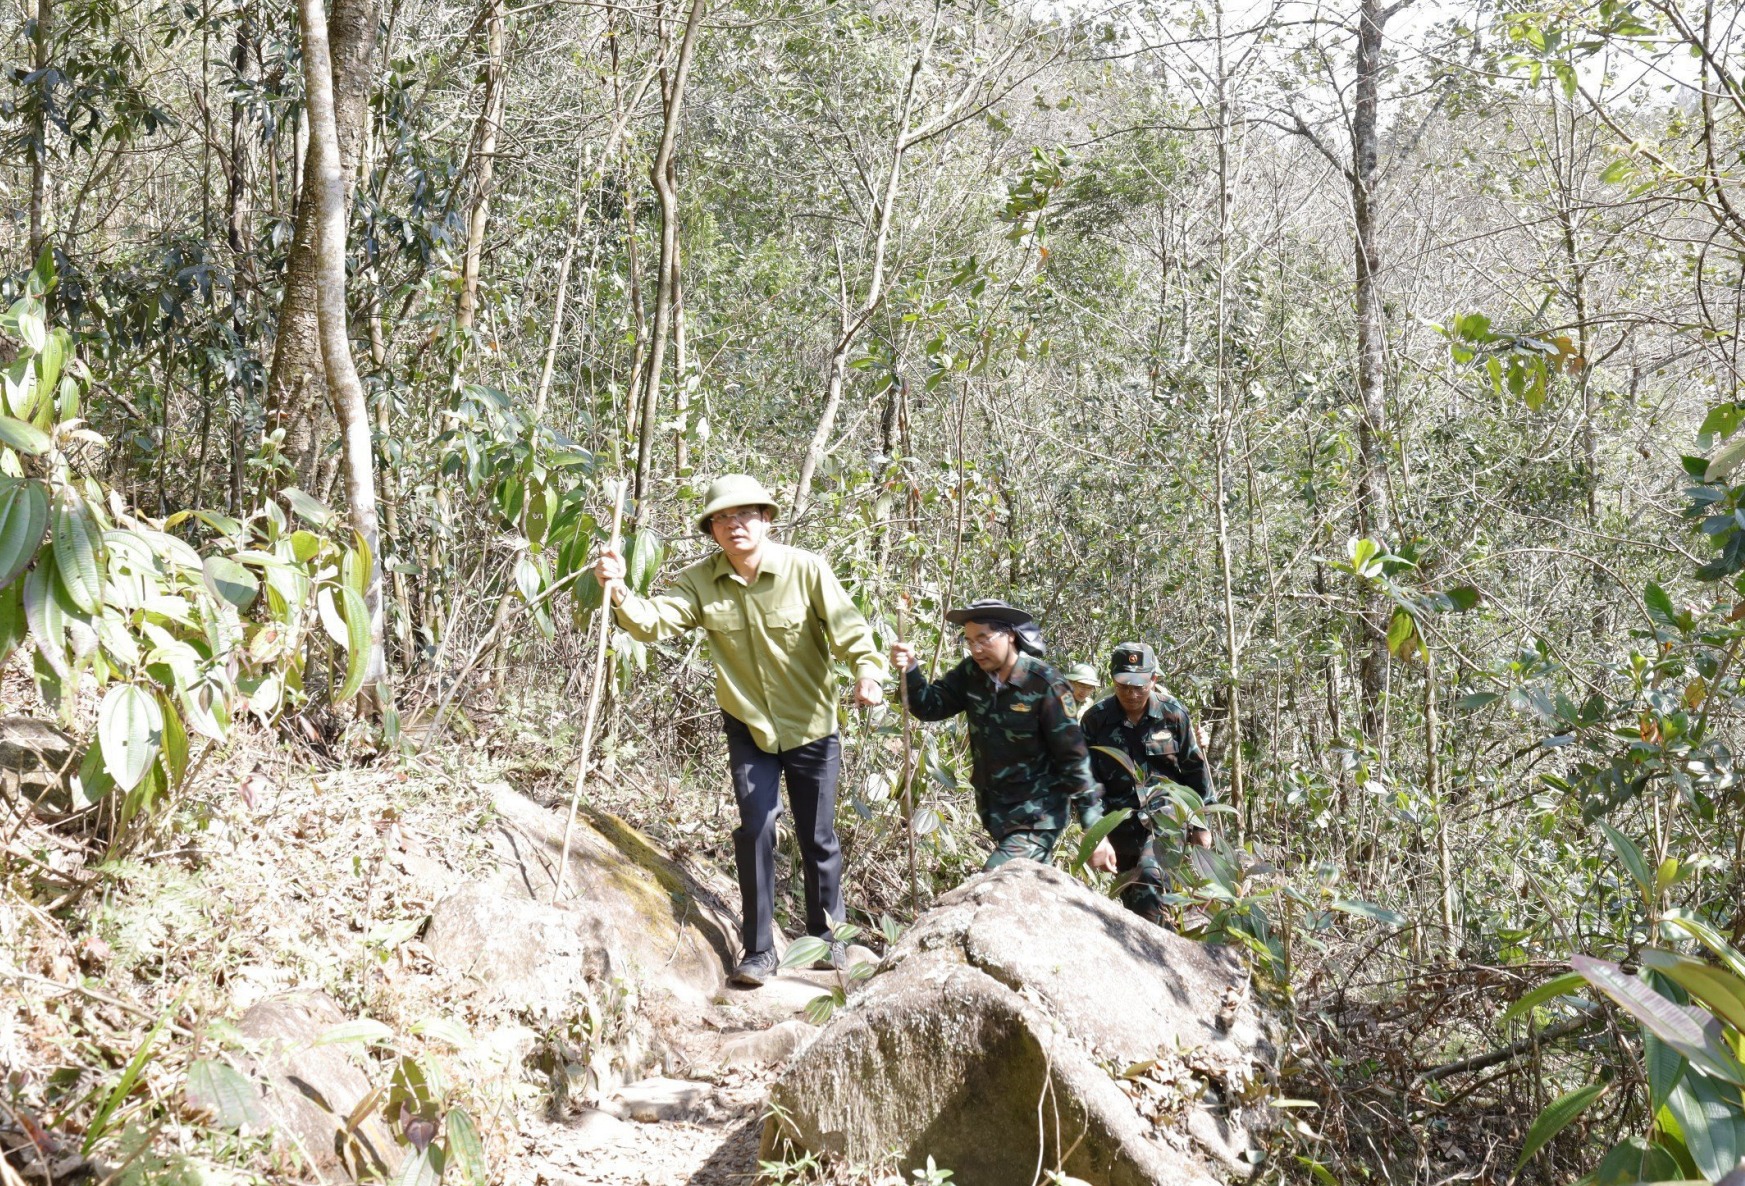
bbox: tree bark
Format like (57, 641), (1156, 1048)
(266, 0), (377, 493)
(28, 0), (51, 260)
(457, 0), (505, 332)
(632, 0), (707, 515)
(297, 0), (388, 708)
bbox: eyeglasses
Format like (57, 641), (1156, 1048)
(961, 631), (1007, 651)
(710, 509), (766, 527)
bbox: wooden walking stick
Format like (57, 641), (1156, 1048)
(897, 592), (919, 917)
(553, 478), (627, 903)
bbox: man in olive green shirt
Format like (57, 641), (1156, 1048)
(595, 475), (884, 987)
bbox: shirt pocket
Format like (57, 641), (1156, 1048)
(759, 599), (810, 649)
(1144, 728), (1179, 760)
(702, 599), (746, 636)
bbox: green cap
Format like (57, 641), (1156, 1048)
(1061, 662), (1099, 685)
(1109, 641), (1157, 686)
(696, 474), (780, 534)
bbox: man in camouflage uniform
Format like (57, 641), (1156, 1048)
(1079, 642), (1215, 925)
(1061, 662), (1100, 722)
(889, 600), (1115, 871)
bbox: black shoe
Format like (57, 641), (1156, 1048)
(729, 949), (779, 987)
(810, 939), (849, 972)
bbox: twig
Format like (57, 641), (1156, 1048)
(1412, 1013), (1601, 1085)
(553, 479), (627, 903)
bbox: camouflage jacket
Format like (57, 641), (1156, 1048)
(1080, 690), (1214, 814)
(901, 654), (1101, 836)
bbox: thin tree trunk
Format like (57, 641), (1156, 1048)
(792, 4), (942, 519)
(1211, 0), (1244, 830)
(265, 0), (377, 493)
(457, 0), (505, 332)
(29, 0), (51, 259)
(632, 0), (707, 514)
(298, 0), (388, 709)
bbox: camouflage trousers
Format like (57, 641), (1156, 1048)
(1108, 817), (1166, 925)
(982, 826), (1064, 871)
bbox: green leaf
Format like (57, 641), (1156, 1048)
(0, 478), (49, 588)
(52, 490), (104, 613)
(335, 585), (371, 702)
(0, 415), (51, 455)
(1592, 1135), (1683, 1185)
(625, 528), (664, 595)
(289, 529), (321, 563)
(1444, 585), (1481, 611)
(1091, 744), (1142, 786)
(1641, 950), (1745, 1035)
(1661, 910), (1745, 979)
(23, 556), (69, 678)
(185, 1059), (266, 1131)
(1644, 1031), (1687, 1113)
(1499, 971), (1590, 1026)
(1599, 157), (1633, 184)
(1645, 582), (1683, 633)
(1572, 956), (1745, 1086)
(1295, 1158), (1339, 1186)
(314, 1018), (396, 1047)
(1330, 898), (1410, 928)
(83, 1007), (171, 1153)
(1707, 432), (1745, 483)
(1073, 807), (1132, 874)
(35, 327), (67, 394)
(1455, 691), (1501, 710)
(99, 684), (163, 793)
(0, 580), (24, 668)
(392, 1147), (440, 1186)
(1385, 608), (1418, 658)
(202, 555), (259, 611)
(1665, 1070), (1745, 1181)
(408, 1018), (473, 1050)
(281, 487), (336, 527)
(1597, 821), (1654, 900)
(780, 936), (830, 971)
(1516, 1082), (1606, 1170)
(443, 1107), (488, 1186)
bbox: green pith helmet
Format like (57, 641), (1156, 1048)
(695, 474), (780, 534)
(1061, 662), (1099, 686)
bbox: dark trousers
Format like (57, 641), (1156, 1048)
(721, 713), (844, 956)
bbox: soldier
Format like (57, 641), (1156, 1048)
(888, 600), (1116, 872)
(594, 475), (884, 987)
(1060, 662), (1100, 721)
(1079, 642), (1215, 926)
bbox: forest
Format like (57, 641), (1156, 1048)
(2, 0), (1745, 1179)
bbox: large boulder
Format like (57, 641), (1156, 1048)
(762, 861), (1270, 1186)
(424, 785), (737, 1014)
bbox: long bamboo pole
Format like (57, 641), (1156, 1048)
(898, 593), (919, 916)
(553, 479), (627, 902)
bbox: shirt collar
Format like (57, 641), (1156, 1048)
(711, 542), (789, 587)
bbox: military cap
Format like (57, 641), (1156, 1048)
(1061, 662), (1099, 685)
(696, 474), (779, 534)
(1109, 641), (1158, 686)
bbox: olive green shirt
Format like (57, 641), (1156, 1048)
(612, 543), (885, 753)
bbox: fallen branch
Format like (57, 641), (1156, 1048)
(1412, 1013), (1602, 1086)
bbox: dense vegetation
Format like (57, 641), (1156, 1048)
(4, 0), (1745, 1180)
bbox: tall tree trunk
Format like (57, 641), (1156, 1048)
(631, 0), (707, 515)
(457, 0), (505, 332)
(265, 0), (377, 493)
(1211, 0), (1244, 830)
(1351, 0), (1391, 741)
(297, 0), (388, 709)
(29, 0), (51, 259)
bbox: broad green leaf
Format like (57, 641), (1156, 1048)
(35, 327), (67, 394)
(1706, 433), (1745, 483)
(1091, 744), (1143, 786)
(52, 491), (104, 613)
(157, 689), (189, 787)
(1599, 157), (1633, 184)
(1662, 911), (1745, 979)
(281, 487), (335, 527)
(1597, 821), (1654, 900)
(335, 585), (371, 702)
(1516, 1082), (1606, 1169)
(408, 1018), (473, 1050)
(315, 1018), (396, 1047)
(202, 555), (259, 611)
(514, 553), (542, 604)
(1385, 608), (1417, 658)
(0, 580), (23, 668)
(0, 415), (49, 455)
(345, 531), (372, 601)
(779, 936), (830, 971)
(290, 529), (321, 562)
(1454, 691), (1501, 710)
(0, 478), (49, 588)
(1645, 1031), (1687, 1113)
(99, 684), (162, 792)
(392, 1148), (439, 1186)
(317, 587), (349, 647)
(625, 528), (664, 595)
(1074, 807), (1132, 874)
(1295, 1158), (1339, 1186)
(443, 1107), (488, 1186)
(1665, 1071), (1745, 1181)
(1592, 1135), (1683, 1186)
(185, 1059), (265, 1131)
(1572, 956), (1745, 1086)
(1642, 950), (1745, 1035)
(1645, 583), (1683, 633)
(24, 557), (69, 679)
(1444, 585), (1481, 611)
(1499, 971), (1590, 1026)
(1330, 898), (1409, 928)
(72, 737), (114, 807)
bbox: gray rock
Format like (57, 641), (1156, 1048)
(763, 861), (1269, 1186)
(423, 882), (606, 1016)
(718, 1019), (819, 1068)
(565, 1107), (633, 1150)
(0, 716), (75, 815)
(604, 1076), (714, 1123)
(237, 993), (404, 1181)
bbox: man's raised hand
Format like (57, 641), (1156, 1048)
(889, 641), (918, 672)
